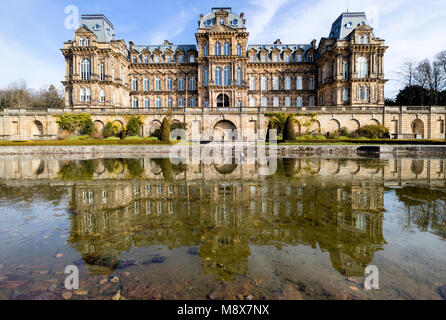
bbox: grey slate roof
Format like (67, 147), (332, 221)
(248, 44), (312, 53)
(133, 44), (197, 54)
(329, 12), (374, 40)
(199, 7), (245, 29)
(79, 14), (116, 42)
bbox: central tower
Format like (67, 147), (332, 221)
(195, 8), (249, 108)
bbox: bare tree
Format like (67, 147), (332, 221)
(437, 51), (446, 74)
(395, 59), (417, 87)
(414, 59), (445, 105)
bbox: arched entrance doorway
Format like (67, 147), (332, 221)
(213, 120), (237, 142)
(217, 94), (230, 107)
(412, 119), (424, 138)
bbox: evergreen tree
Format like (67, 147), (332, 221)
(283, 116), (296, 141)
(159, 118), (171, 142)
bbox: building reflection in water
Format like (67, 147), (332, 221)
(0, 157), (445, 280)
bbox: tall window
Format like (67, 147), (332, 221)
(250, 54), (255, 62)
(178, 98), (185, 107)
(167, 97), (173, 108)
(178, 77), (184, 91)
(144, 78), (150, 91)
(249, 97), (256, 107)
(86, 88), (91, 101)
(144, 56), (149, 63)
(236, 44), (242, 56)
(223, 67), (231, 86)
(132, 98), (139, 108)
(166, 78), (173, 91)
(343, 61), (349, 79)
(189, 55), (195, 63)
(364, 86), (369, 101)
(358, 86), (363, 100)
(214, 42), (221, 56)
(273, 54), (279, 62)
(296, 96), (303, 107)
(273, 97), (279, 107)
(80, 59), (91, 80)
(100, 63), (105, 81)
(190, 98), (197, 107)
(80, 88), (85, 102)
(308, 53), (314, 63)
(308, 77), (315, 90)
(357, 57), (368, 79)
(285, 55), (290, 62)
(261, 55), (267, 62)
(236, 68), (242, 86)
(223, 42), (231, 56)
(285, 76), (291, 91)
(343, 88), (349, 102)
(85, 38), (90, 46)
(273, 77), (279, 91)
(296, 54), (302, 62)
(215, 67), (222, 86)
(155, 78), (161, 91)
(178, 55), (184, 63)
(308, 96), (315, 106)
(249, 77), (256, 90)
(296, 76), (303, 90)
(285, 97), (291, 107)
(189, 77), (196, 91)
(203, 44), (208, 57)
(155, 98), (162, 108)
(144, 98), (150, 108)
(100, 89), (105, 102)
(261, 77), (267, 91)
(203, 68), (209, 87)
(132, 78), (138, 91)
(155, 55), (160, 63)
(261, 96), (267, 107)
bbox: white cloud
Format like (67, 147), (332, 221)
(244, 0), (446, 98)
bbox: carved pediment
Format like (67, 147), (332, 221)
(210, 23), (237, 33)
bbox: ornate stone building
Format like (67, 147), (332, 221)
(1, 7), (445, 140)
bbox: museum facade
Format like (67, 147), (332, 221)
(0, 7), (445, 140)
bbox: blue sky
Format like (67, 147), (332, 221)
(0, 0), (445, 98)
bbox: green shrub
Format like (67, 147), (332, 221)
(126, 116), (144, 137)
(337, 127), (349, 138)
(124, 136), (143, 141)
(160, 118), (171, 142)
(283, 116), (296, 141)
(105, 136), (121, 141)
(356, 125), (390, 139)
(103, 122), (115, 138)
(54, 113), (94, 135)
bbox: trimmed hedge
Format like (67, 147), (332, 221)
(280, 139), (446, 145)
(0, 139), (176, 147)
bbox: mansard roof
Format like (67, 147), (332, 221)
(78, 14), (116, 42)
(133, 44), (197, 55)
(247, 44), (313, 53)
(199, 7), (245, 29)
(329, 12), (375, 40)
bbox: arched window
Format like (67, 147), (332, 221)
(203, 67), (209, 87)
(215, 67), (222, 86)
(236, 44), (242, 56)
(273, 54), (279, 62)
(296, 96), (303, 107)
(223, 42), (231, 56)
(203, 44), (208, 57)
(214, 42), (221, 56)
(217, 94), (230, 107)
(189, 55), (195, 63)
(296, 53), (302, 62)
(285, 55), (290, 62)
(357, 56), (368, 78)
(223, 67), (231, 85)
(261, 96), (268, 107)
(80, 59), (91, 80)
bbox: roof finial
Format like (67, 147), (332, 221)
(347, 0), (349, 12)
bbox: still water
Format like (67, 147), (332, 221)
(0, 156), (445, 300)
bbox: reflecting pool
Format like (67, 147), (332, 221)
(0, 156), (445, 300)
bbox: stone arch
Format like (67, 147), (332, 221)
(150, 120), (162, 136)
(112, 120), (124, 130)
(32, 120), (44, 137)
(216, 94), (230, 107)
(94, 120), (105, 134)
(309, 120), (321, 134)
(367, 119), (380, 126)
(411, 160), (424, 175)
(213, 120), (237, 142)
(214, 163), (238, 175)
(411, 119), (424, 138)
(327, 119), (341, 133)
(347, 119), (360, 132)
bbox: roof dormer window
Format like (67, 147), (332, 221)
(231, 19), (238, 26)
(206, 19), (212, 27)
(346, 22), (353, 29)
(219, 18), (224, 25)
